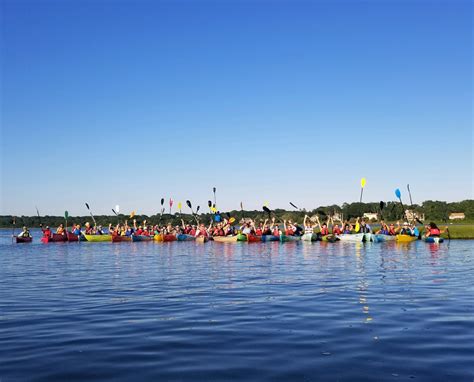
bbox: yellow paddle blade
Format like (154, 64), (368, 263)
(361, 177), (366, 188)
(130, 211), (135, 219)
(264, 201), (269, 207)
(229, 217), (235, 224)
(178, 202), (182, 210)
(211, 207), (217, 213)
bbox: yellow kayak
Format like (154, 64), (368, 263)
(154, 234), (163, 242)
(196, 236), (209, 243)
(213, 236), (238, 243)
(83, 234), (112, 242)
(396, 235), (418, 243)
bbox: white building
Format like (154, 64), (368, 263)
(449, 212), (465, 220)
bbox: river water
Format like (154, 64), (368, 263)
(0, 231), (473, 381)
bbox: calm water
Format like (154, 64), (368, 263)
(1, 230), (473, 381)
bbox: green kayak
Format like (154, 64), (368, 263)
(236, 233), (248, 242)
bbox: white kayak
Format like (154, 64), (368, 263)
(337, 233), (374, 242)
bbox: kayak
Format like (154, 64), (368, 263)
(423, 236), (444, 244)
(162, 234), (177, 242)
(66, 232), (86, 242)
(213, 236), (238, 243)
(131, 235), (153, 242)
(321, 234), (338, 243)
(396, 234), (417, 243)
(280, 234), (301, 242)
(236, 234), (248, 242)
(374, 234), (396, 242)
(83, 234), (112, 242)
(16, 236), (32, 243)
(196, 236), (209, 243)
(154, 234), (163, 242)
(41, 233), (68, 243)
(112, 235), (132, 243)
(302, 233), (318, 241)
(247, 234), (262, 243)
(177, 234), (195, 241)
(261, 235), (279, 242)
(337, 233), (372, 242)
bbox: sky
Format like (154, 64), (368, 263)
(1, 0), (472, 216)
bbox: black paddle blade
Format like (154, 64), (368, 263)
(263, 206), (271, 213)
(379, 201), (385, 210)
(161, 198), (164, 206)
(186, 200), (192, 209)
(85, 203), (90, 210)
(289, 202), (298, 209)
(213, 187), (216, 193)
(112, 209), (116, 215)
(208, 200), (212, 207)
(213, 203), (216, 209)
(196, 206), (200, 213)
(226, 212), (231, 218)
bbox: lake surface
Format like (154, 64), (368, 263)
(1, 230), (473, 381)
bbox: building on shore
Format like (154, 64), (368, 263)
(363, 212), (378, 221)
(405, 210), (425, 222)
(449, 212), (465, 220)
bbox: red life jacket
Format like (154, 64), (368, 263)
(198, 228), (208, 237)
(430, 228), (441, 236)
(256, 228), (262, 236)
(332, 227), (341, 235)
(136, 229), (143, 235)
(285, 228), (293, 236)
(321, 227), (329, 236)
(389, 228), (396, 235)
(272, 228), (279, 236)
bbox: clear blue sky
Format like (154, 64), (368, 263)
(1, 0), (472, 216)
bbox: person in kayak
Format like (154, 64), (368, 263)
(84, 222), (94, 235)
(212, 222), (225, 237)
(388, 223), (396, 235)
(240, 221), (254, 235)
(283, 220), (296, 236)
(424, 222), (446, 237)
(271, 219), (280, 236)
(40, 224), (52, 238)
(376, 221), (390, 235)
(195, 223), (210, 238)
(398, 222), (414, 236)
(356, 218), (372, 233)
(71, 224), (81, 235)
(17, 226), (32, 238)
(331, 218), (343, 235)
(303, 215), (315, 235)
(315, 216), (330, 238)
(342, 222), (353, 234)
(56, 224), (65, 235)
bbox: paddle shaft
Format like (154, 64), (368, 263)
(359, 188), (364, 203)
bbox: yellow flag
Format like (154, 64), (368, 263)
(360, 178), (366, 188)
(264, 201), (269, 207)
(130, 211), (135, 219)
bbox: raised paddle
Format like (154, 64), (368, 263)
(213, 187), (217, 207)
(112, 209), (120, 225)
(178, 202), (182, 215)
(263, 206), (272, 219)
(360, 178), (366, 203)
(208, 200), (212, 213)
(289, 202), (300, 210)
(169, 198), (173, 215)
(11, 216), (16, 244)
(35, 206), (42, 226)
(64, 210), (69, 233)
(85, 203), (97, 227)
(406, 184), (424, 225)
(395, 189), (407, 221)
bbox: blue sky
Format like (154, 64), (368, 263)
(1, 0), (472, 216)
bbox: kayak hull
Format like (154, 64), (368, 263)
(131, 235), (153, 242)
(280, 234), (301, 242)
(302, 233), (318, 241)
(424, 236), (444, 243)
(41, 233), (68, 243)
(337, 233), (366, 242)
(213, 236), (238, 243)
(163, 234), (177, 242)
(83, 234), (112, 242)
(236, 234), (248, 242)
(374, 234), (396, 242)
(247, 235), (262, 243)
(396, 235), (417, 243)
(66, 232), (86, 242)
(177, 234), (195, 241)
(112, 235), (132, 243)
(16, 236), (32, 243)
(261, 235), (279, 242)
(196, 236), (209, 243)
(321, 234), (338, 243)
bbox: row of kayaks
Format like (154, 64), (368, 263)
(25, 232), (444, 244)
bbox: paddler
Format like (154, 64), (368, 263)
(195, 222), (210, 238)
(56, 223), (65, 235)
(398, 222), (414, 236)
(40, 224), (52, 238)
(84, 222), (94, 235)
(303, 215), (315, 235)
(425, 222), (446, 237)
(17, 226), (32, 238)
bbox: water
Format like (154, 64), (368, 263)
(1, 230), (473, 381)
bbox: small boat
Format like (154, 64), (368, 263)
(177, 234), (195, 241)
(396, 234), (417, 243)
(213, 236), (238, 243)
(154, 234), (163, 242)
(236, 234), (248, 242)
(374, 234), (396, 242)
(16, 236), (32, 243)
(163, 234), (177, 242)
(196, 236), (209, 243)
(83, 234), (112, 242)
(131, 235), (153, 242)
(41, 233), (68, 243)
(280, 234), (301, 242)
(302, 233), (318, 241)
(337, 233), (373, 242)
(247, 234), (262, 243)
(321, 234), (338, 243)
(423, 236), (444, 244)
(112, 235), (132, 243)
(66, 232), (86, 242)
(261, 235), (279, 242)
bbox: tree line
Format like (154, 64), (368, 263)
(1, 200), (472, 228)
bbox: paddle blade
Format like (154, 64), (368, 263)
(208, 200), (212, 208)
(160, 198), (164, 206)
(196, 206), (200, 213)
(116, 205), (120, 213)
(263, 206), (271, 213)
(213, 187), (216, 193)
(211, 207), (217, 213)
(379, 201), (385, 211)
(169, 198), (173, 207)
(112, 209), (117, 216)
(240, 202), (243, 210)
(395, 189), (401, 199)
(130, 211), (136, 219)
(186, 200), (192, 209)
(85, 203), (90, 210)
(178, 202), (182, 210)
(64, 210), (69, 219)
(289, 202), (298, 210)
(229, 217), (235, 224)
(263, 201), (269, 207)
(360, 178), (366, 188)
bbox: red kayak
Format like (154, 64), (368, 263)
(112, 235), (132, 243)
(41, 233), (68, 243)
(247, 234), (262, 243)
(16, 236), (33, 243)
(67, 232), (79, 242)
(163, 234), (177, 242)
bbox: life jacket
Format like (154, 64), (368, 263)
(262, 228), (272, 235)
(85, 227), (93, 235)
(379, 229), (389, 235)
(255, 228), (263, 236)
(359, 225), (370, 233)
(429, 228), (440, 236)
(272, 227), (279, 236)
(136, 229), (143, 235)
(43, 229), (51, 237)
(320, 227), (329, 236)
(388, 228), (396, 235)
(197, 228), (208, 237)
(285, 228), (293, 236)
(332, 227), (342, 235)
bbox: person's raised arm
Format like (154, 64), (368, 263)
(304, 215), (308, 227)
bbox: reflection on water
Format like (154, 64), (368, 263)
(0, 232), (473, 382)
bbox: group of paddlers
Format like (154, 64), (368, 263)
(16, 214), (446, 240)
